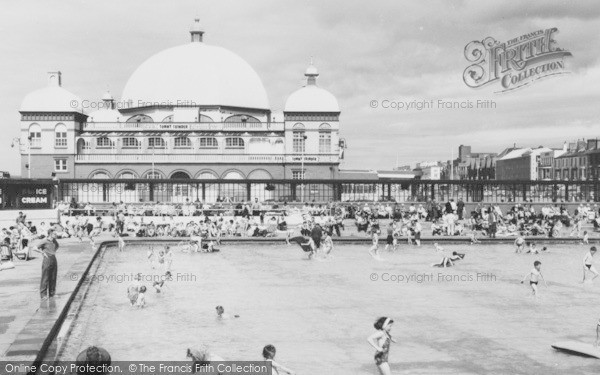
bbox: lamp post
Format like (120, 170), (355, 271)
(301, 134), (307, 202)
(11, 136), (31, 178)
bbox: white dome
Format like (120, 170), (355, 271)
(285, 85), (339, 112)
(87, 108), (122, 122)
(122, 42), (269, 110)
(20, 86), (83, 113)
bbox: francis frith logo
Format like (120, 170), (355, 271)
(463, 28), (572, 92)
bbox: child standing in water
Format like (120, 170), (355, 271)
(262, 345), (295, 375)
(583, 246), (599, 283)
(322, 232), (334, 257)
(369, 229), (381, 260)
(127, 273), (142, 306)
(136, 285), (147, 308)
(117, 234), (125, 252)
(367, 317), (396, 375)
(521, 260), (547, 297)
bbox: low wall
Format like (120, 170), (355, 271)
(0, 209), (59, 229)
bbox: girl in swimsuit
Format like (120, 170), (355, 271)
(262, 344), (295, 375)
(367, 317), (396, 375)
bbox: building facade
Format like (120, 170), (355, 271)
(18, 20), (343, 181)
(495, 147), (551, 180)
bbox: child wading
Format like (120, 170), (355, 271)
(367, 317), (396, 375)
(521, 260), (547, 297)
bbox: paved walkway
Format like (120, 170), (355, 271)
(0, 238), (97, 362)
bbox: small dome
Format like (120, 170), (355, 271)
(285, 85), (339, 112)
(21, 86), (83, 113)
(284, 63), (338, 113)
(305, 64), (318, 76)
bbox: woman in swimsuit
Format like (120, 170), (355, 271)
(367, 317), (396, 375)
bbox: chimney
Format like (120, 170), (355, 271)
(48, 71), (62, 87)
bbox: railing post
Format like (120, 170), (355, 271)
(201, 183), (206, 201)
(522, 183), (527, 202)
(565, 183), (569, 202)
(149, 182), (154, 202)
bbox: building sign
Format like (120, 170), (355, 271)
(290, 156), (319, 162)
(463, 28), (572, 92)
(18, 186), (52, 209)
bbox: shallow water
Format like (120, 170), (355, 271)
(59, 242), (600, 374)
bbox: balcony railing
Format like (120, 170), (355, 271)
(82, 122), (285, 132)
(74, 153), (339, 164)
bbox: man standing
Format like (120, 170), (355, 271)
(487, 207), (497, 238)
(457, 199), (465, 220)
(33, 230), (59, 300)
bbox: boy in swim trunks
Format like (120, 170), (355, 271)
(521, 260), (547, 297)
(583, 246), (599, 283)
(514, 237), (525, 253)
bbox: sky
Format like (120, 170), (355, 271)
(1, 0), (599, 175)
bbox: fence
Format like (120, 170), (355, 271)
(54, 179), (600, 205)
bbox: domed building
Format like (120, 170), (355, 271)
(18, 20), (343, 202)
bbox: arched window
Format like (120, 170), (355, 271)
(55, 124), (68, 148)
(91, 171), (109, 179)
(148, 137), (166, 149)
(144, 171), (163, 179)
(293, 129), (306, 153)
(199, 137), (218, 148)
(29, 124), (42, 148)
(96, 137), (114, 148)
(319, 124), (331, 153)
(118, 171), (136, 179)
(126, 114), (153, 123)
(122, 137), (140, 149)
(195, 171), (218, 179)
(225, 137), (245, 148)
(171, 171), (191, 179)
(222, 170), (244, 179)
(174, 136), (191, 148)
(199, 114), (214, 123)
(224, 115), (260, 123)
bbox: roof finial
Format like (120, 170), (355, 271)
(305, 58), (319, 86)
(190, 18), (204, 43)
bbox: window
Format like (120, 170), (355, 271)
(96, 137), (114, 148)
(293, 131), (306, 153)
(126, 114), (153, 123)
(54, 159), (67, 172)
(225, 137), (245, 148)
(174, 137), (191, 148)
(199, 137), (218, 148)
(292, 170), (305, 180)
(122, 137), (140, 148)
(29, 124), (41, 148)
(145, 171), (162, 179)
(55, 124), (67, 148)
(148, 137), (166, 149)
(319, 131), (331, 153)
